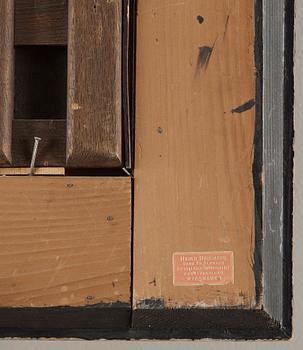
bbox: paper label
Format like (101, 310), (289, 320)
(173, 251), (234, 286)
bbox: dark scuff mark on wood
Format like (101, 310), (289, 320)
(197, 38), (217, 71)
(231, 99), (256, 113)
(148, 278), (157, 286)
(197, 46), (212, 71)
(136, 298), (164, 309)
(223, 15), (230, 40)
(197, 15), (204, 24)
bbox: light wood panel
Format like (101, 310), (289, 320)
(67, 0), (123, 168)
(0, 0), (14, 166)
(134, 0), (256, 308)
(0, 177), (131, 307)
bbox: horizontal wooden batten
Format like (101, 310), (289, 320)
(12, 119), (66, 167)
(0, 177), (131, 309)
(14, 0), (68, 45)
(0, 0), (14, 166)
(67, 0), (123, 168)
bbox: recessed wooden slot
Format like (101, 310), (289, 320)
(12, 46), (67, 167)
(12, 120), (66, 167)
(14, 46), (67, 120)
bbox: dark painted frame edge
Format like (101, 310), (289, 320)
(0, 309), (289, 340)
(281, 0), (294, 337)
(0, 303), (131, 332)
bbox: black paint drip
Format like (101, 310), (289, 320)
(231, 99), (256, 114)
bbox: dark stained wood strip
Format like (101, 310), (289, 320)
(15, 0), (68, 45)
(0, 0), (14, 166)
(67, 0), (123, 168)
(12, 119), (66, 167)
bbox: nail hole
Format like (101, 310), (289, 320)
(197, 15), (204, 24)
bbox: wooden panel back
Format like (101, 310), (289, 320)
(134, 0), (256, 308)
(0, 177), (131, 307)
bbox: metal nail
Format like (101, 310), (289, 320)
(29, 137), (42, 176)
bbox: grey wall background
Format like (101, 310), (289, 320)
(0, 1), (302, 349)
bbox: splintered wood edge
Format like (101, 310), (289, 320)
(0, 167), (65, 176)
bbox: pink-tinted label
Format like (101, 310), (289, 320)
(173, 251), (234, 286)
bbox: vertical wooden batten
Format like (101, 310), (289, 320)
(133, 0), (256, 315)
(0, 0), (14, 166)
(67, 0), (123, 168)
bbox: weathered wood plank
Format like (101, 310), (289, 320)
(0, 177), (131, 307)
(15, 0), (68, 45)
(12, 120), (66, 167)
(0, 0), (14, 166)
(67, 0), (122, 168)
(134, 0), (256, 311)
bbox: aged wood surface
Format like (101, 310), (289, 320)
(134, 0), (256, 308)
(67, 0), (123, 168)
(0, 177), (131, 307)
(0, 167), (65, 176)
(12, 120), (66, 167)
(0, 0), (14, 166)
(15, 0), (68, 45)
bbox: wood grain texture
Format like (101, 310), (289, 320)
(67, 0), (122, 168)
(0, 177), (131, 307)
(15, 0), (68, 45)
(0, 167), (65, 176)
(0, 0), (14, 166)
(12, 120), (66, 167)
(134, 0), (256, 308)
